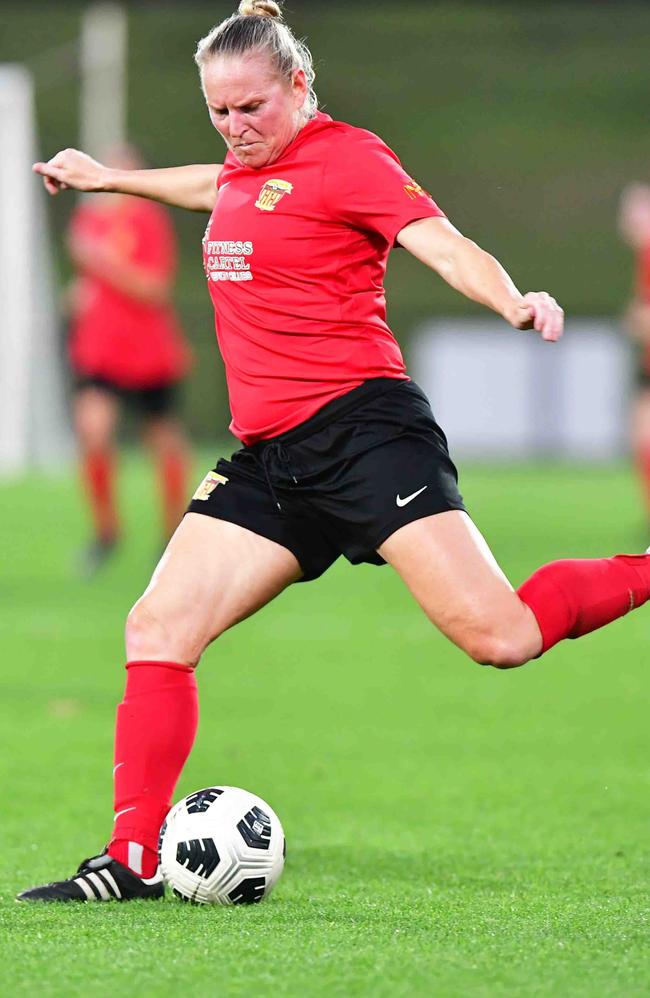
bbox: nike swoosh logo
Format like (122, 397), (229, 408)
(396, 485), (428, 507)
(114, 806), (136, 822)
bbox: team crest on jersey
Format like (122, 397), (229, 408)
(192, 471), (229, 501)
(255, 178), (293, 212)
(404, 178), (431, 201)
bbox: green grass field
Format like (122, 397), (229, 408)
(1, 455), (649, 996)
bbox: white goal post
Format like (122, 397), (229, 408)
(0, 64), (72, 476)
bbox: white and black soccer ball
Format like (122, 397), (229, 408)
(159, 786), (285, 904)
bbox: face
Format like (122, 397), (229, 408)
(201, 51), (308, 169)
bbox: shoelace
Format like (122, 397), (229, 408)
(77, 852), (108, 874)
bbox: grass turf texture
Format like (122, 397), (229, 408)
(1, 455), (649, 996)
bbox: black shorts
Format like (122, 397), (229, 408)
(187, 378), (466, 582)
(75, 376), (178, 418)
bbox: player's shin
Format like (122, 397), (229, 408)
(108, 660), (198, 877)
(82, 448), (119, 542)
(517, 554), (650, 654)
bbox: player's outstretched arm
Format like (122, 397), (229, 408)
(397, 216), (564, 342)
(33, 149), (222, 212)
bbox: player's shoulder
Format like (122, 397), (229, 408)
(321, 116), (396, 156)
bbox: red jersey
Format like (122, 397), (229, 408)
(69, 197), (191, 388)
(203, 112), (444, 443)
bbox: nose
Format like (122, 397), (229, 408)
(228, 110), (248, 137)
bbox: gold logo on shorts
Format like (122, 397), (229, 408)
(192, 471), (229, 501)
(255, 178), (293, 212)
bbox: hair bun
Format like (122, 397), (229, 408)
(238, 0), (283, 17)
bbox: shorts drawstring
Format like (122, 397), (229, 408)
(257, 442), (298, 512)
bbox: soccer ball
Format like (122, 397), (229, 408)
(158, 786), (286, 904)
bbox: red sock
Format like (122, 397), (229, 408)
(158, 449), (189, 538)
(518, 554), (650, 654)
(108, 661), (198, 877)
(82, 449), (119, 541)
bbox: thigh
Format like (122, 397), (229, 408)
(129, 512), (302, 664)
(74, 383), (120, 449)
(141, 412), (188, 454)
(377, 510), (541, 661)
(187, 457), (339, 582)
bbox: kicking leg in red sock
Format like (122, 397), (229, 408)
(378, 512), (650, 669)
(517, 553), (650, 654)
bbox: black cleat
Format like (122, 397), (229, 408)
(16, 851), (164, 903)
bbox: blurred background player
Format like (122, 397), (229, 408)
(67, 144), (192, 574)
(619, 183), (650, 527)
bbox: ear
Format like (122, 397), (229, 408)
(291, 67), (308, 109)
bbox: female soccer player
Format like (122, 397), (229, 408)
(619, 183), (650, 524)
(66, 144), (192, 574)
(20, 0), (650, 902)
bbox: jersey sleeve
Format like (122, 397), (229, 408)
(323, 128), (445, 244)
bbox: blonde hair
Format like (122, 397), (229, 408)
(194, 1), (318, 119)
(238, 1), (281, 15)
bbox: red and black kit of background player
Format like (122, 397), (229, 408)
(67, 157), (192, 571)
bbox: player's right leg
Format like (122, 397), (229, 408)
(17, 512), (301, 902)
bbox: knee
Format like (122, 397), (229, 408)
(125, 597), (204, 666)
(125, 599), (168, 659)
(463, 631), (532, 670)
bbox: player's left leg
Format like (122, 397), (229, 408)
(378, 510), (650, 668)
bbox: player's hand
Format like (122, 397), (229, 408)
(32, 149), (107, 196)
(506, 292), (564, 342)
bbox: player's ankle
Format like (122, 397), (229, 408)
(108, 839), (159, 878)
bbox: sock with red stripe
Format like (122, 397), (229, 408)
(108, 660), (198, 878)
(82, 449), (119, 542)
(517, 554), (650, 654)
